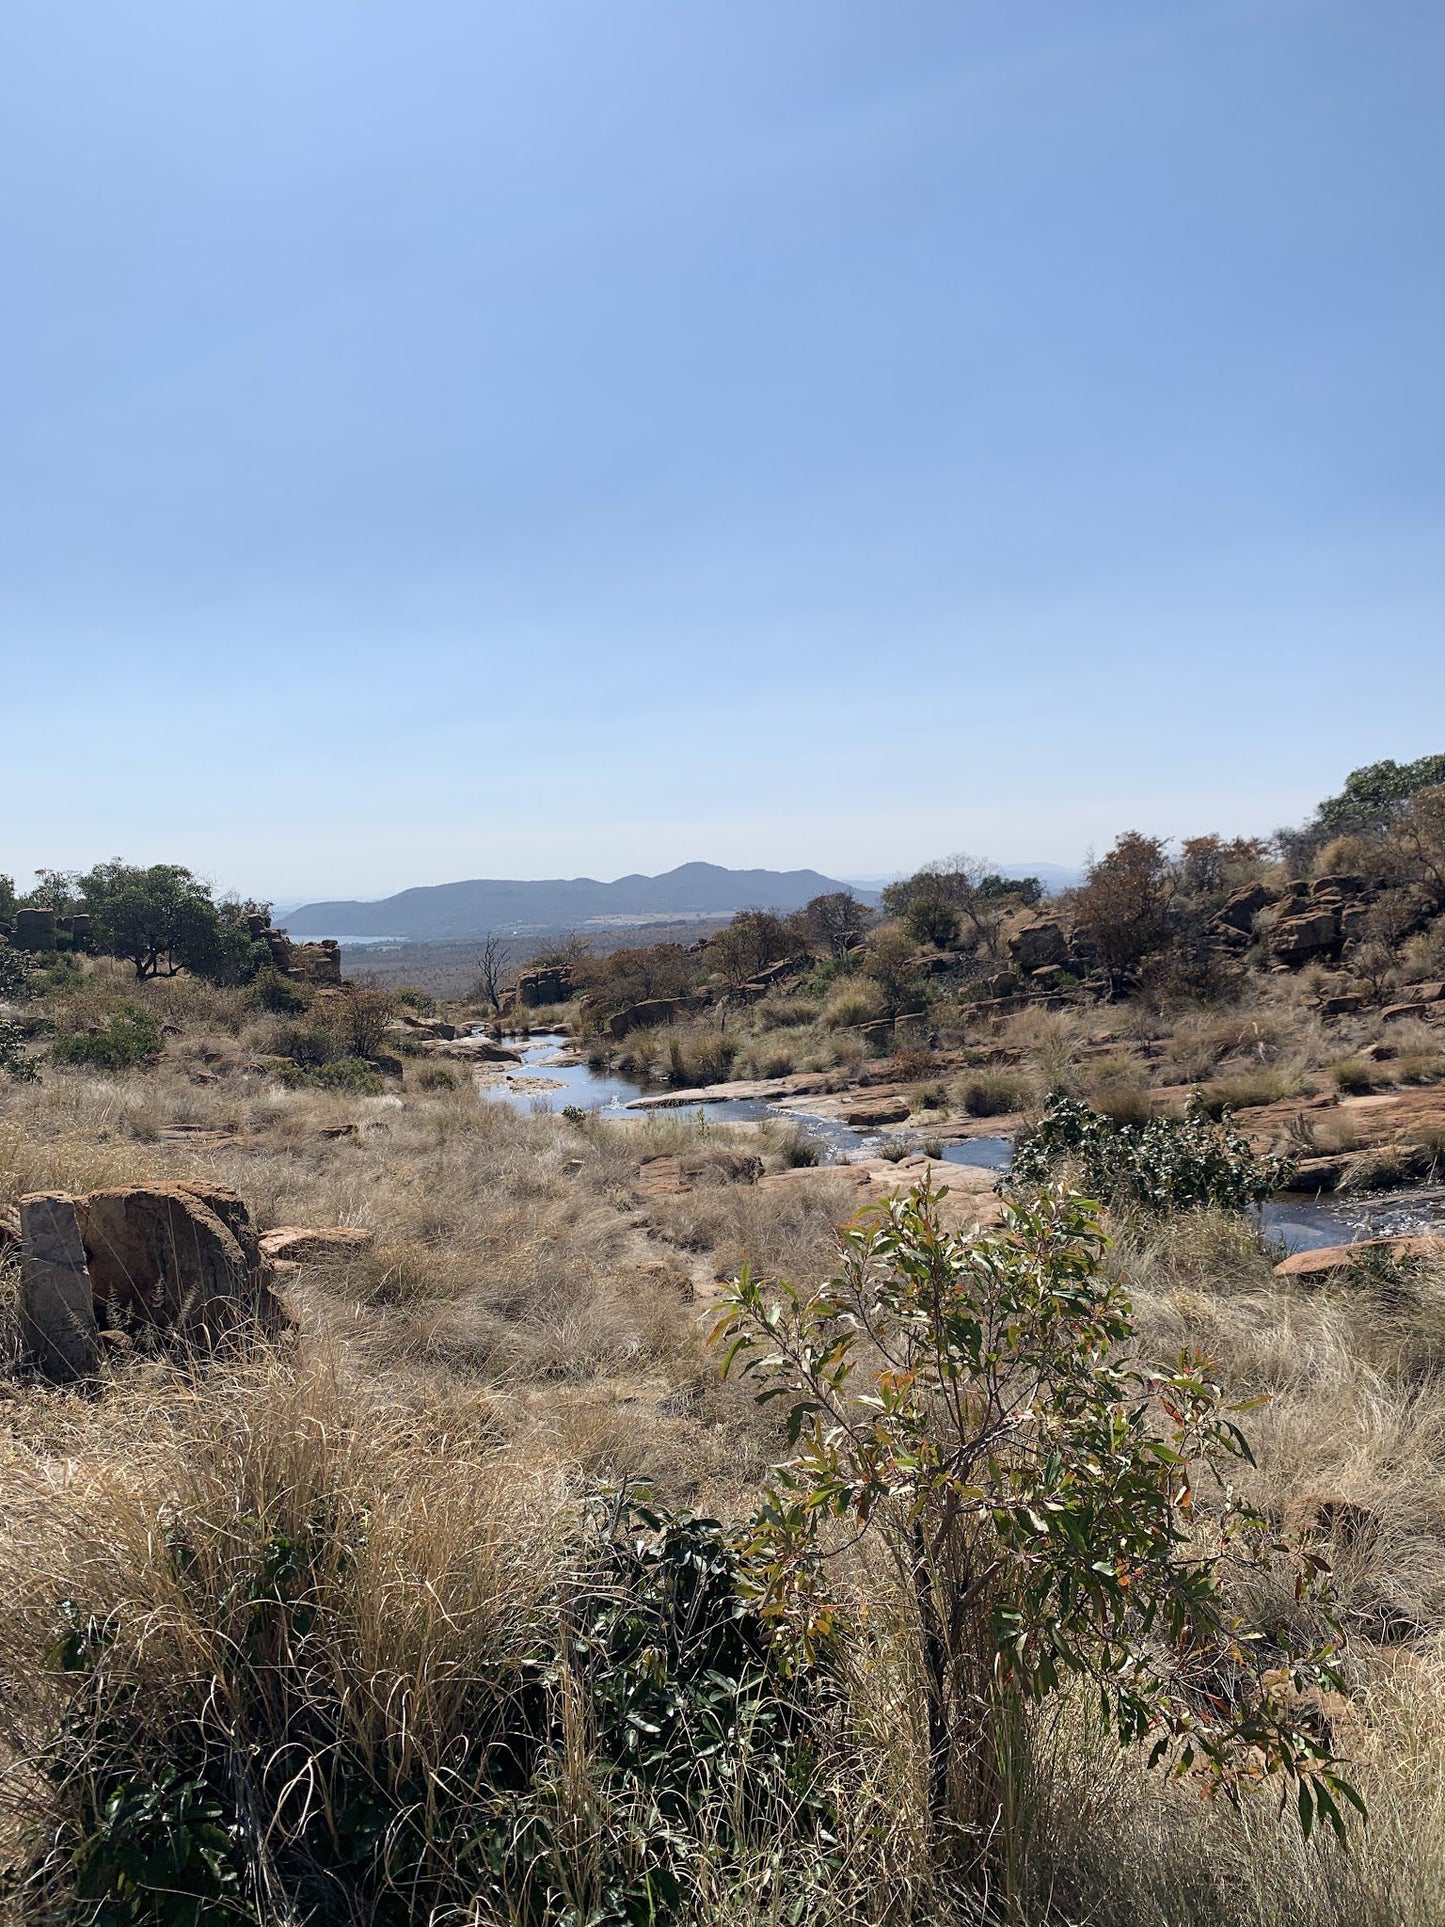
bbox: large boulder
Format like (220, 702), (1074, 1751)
(1007, 919), (1069, 974)
(18, 1192), (100, 1380)
(1215, 881), (1275, 933)
(13, 908), (56, 951)
(75, 1182), (286, 1346)
(1268, 908), (1342, 965)
(516, 966), (572, 1007)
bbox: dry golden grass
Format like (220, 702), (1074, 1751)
(7, 962), (1445, 1922)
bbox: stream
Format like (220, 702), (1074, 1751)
(477, 1033), (1445, 1254)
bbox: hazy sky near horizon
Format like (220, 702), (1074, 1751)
(3, 2), (1443, 902)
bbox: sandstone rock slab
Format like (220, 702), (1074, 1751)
(258, 1225), (376, 1264)
(18, 1192), (100, 1380)
(1274, 1235), (1444, 1280)
(77, 1183), (284, 1345)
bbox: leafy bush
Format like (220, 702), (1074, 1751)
(0, 942), (34, 1001)
(1010, 1091), (1295, 1213)
(394, 984), (435, 1013)
(714, 1183), (1361, 1891)
(327, 985), (395, 1061)
(0, 1018), (38, 1083)
(904, 894), (960, 947)
(49, 1005), (164, 1074)
(413, 1064), (458, 1091)
(272, 1022), (336, 1068)
(250, 967), (309, 1014)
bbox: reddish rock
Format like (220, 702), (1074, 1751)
(1216, 881), (1275, 932)
(77, 1183), (287, 1345)
(18, 1192), (100, 1380)
(1274, 1235), (1443, 1280)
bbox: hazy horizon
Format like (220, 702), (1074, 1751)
(5, 2), (1443, 898)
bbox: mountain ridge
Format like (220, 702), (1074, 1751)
(285, 861), (876, 941)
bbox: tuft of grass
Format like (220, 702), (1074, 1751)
(959, 1069), (1030, 1117)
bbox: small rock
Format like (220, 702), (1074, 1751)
(258, 1225), (377, 1264)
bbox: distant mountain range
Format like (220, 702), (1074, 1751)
(284, 862), (878, 943)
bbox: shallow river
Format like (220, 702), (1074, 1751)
(478, 1033), (1445, 1255)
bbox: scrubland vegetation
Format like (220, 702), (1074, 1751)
(3, 757), (1445, 1922)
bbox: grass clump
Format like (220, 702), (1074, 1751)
(5, 1368), (831, 1927)
(959, 1068), (1030, 1117)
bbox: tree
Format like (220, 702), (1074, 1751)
(1280, 753), (1445, 868)
(883, 857), (1037, 961)
(476, 932), (512, 1013)
(1317, 753), (1445, 837)
(24, 868), (80, 913)
(710, 909), (789, 994)
(1176, 834), (1269, 901)
(1070, 832), (1176, 993)
(0, 875), (16, 924)
(1392, 784), (1445, 905)
(860, 924), (919, 1014)
(904, 893), (960, 947)
(713, 1183), (1361, 1887)
(81, 864), (231, 981)
(801, 891), (869, 959)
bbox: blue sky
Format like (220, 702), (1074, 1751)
(2, 1), (1442, 902)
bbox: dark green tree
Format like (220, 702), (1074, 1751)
(79, 864), (253, 982)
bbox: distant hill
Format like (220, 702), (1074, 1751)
(286, 862), (876, 942)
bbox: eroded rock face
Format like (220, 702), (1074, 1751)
(18, 1192), (100, 1380)
(75, 1183), (286, 1347)
(1269, 908), (1342, 965)
(1007, 919), (1069, 974)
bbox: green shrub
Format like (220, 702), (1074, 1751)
(395, 984), (435, 1013)
(1330, 1058), (1377, 1095)
(909, 1081), (951, 1114)
(273, 1022), (335, 1068)
(715, 1183), (1361, 1889)
(49, 1005), (164, 1074)
(0, 942), (34, 1001)
(281, 1057), (386, 1095)
(1010, 1091), (1296, 1213)
(251, 967), (310, 1015)
(0, 1018), (38, 1083)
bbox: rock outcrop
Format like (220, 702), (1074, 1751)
(248, 910), (343, 985)
(76, 1183), (288, 1346)
(1274, 1235), (1443, 1280)
(1007, 919), (1069, 973)
(16, 1182), (288, 1376)
(515, 966), (572, 1007)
